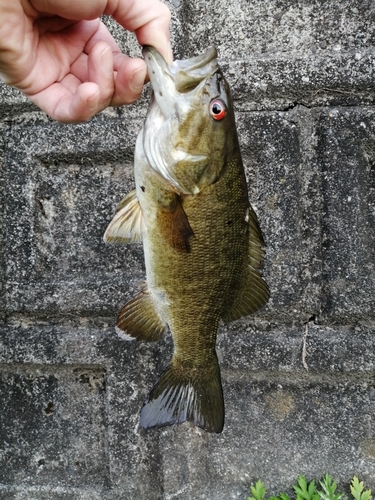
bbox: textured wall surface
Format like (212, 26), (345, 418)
(1, 1), (375, 499)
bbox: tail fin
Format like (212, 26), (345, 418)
(140, 355), (224, 433)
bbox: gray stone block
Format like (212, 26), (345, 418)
(0, 364), (108, 490)
(317, 107), (375, 322)
(221, 51), (375, 111)
(1, 323), (374, 499)
(237, 105), (375, 324)
(1, 106), (334, 324)
(3, 117), (144, 316)
(238, 107), (322, 323)
(0, 324), (164, 499)
(0, 124), (6, 321)
(168, 0), (375, 110)
(159, 368), (375, 499)
(0, 84), (33, 120)
(168, 0), (375, 59)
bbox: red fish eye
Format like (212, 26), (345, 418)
(210, 99), (227, 120)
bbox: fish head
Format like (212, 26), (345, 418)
(142, 46), (237, 195)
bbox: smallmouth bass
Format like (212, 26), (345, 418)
(104, 46), (269, 433)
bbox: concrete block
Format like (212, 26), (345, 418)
(168, 0), (375, 110)
(0, 84), (33, 120)
(237, 107), (322, 323)
(168, 0), (375, 59)
(0, 324), (164, 499)
(159, 369), (375, 499)
(0, 124), (6, 320)
(3, 117), (144, 316)
(0, 364), (107, 491)
(237, 105), (375, 324)
(159, 322), (375, 499)
(2, 108), (326, 324)
(2, 322), (373, 499)
(317, 107), (375, 322)
(221, 51), (375, 111)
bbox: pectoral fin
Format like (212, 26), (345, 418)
(116, 287), (167, 342)
(103, 189), (145, 244)
(157, 193), (194, 253)
(222, 206), (269, 322)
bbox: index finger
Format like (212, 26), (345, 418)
(109, 0), (173, 65)
(30, 0), (172, 64)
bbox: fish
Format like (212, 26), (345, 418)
(104, 46), (269, 433)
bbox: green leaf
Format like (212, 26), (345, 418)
(280, 493), (292, 500)
(268, 493), (291, 500)
(350, 477), (372, 500)
(247, 474), (372, 500)
(293, 476), (319, 500)
(309, 480), (321, 500)
(294, 475), (309, 500)
(318, 473), (346, 500)
(248, 480), (267, 500)
(351, 477), (364, 500)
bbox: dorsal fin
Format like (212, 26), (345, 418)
(103, 189), (145, 244)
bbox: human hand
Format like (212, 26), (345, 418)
(0, 0), (172, 123)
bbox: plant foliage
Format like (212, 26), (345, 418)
(248, 475), (372, 500)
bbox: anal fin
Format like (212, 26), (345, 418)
(116, 287), (167, 342)
(103, 189), (145, 244)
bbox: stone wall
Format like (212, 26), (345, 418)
(1, 1), (375, 499)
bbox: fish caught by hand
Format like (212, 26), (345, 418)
(104, 46), (269, 433)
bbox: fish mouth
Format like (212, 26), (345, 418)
(142, 46), (220, 194)
(142, 46), (218, 88)
(142, 46), (218, 116)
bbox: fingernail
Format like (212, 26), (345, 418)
(101, 47), (113, 76)
(130, 66), (147, 92)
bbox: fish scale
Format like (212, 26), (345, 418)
(104, 46), (269, 433)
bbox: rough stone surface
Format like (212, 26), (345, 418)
(1, 1), (375, 499)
